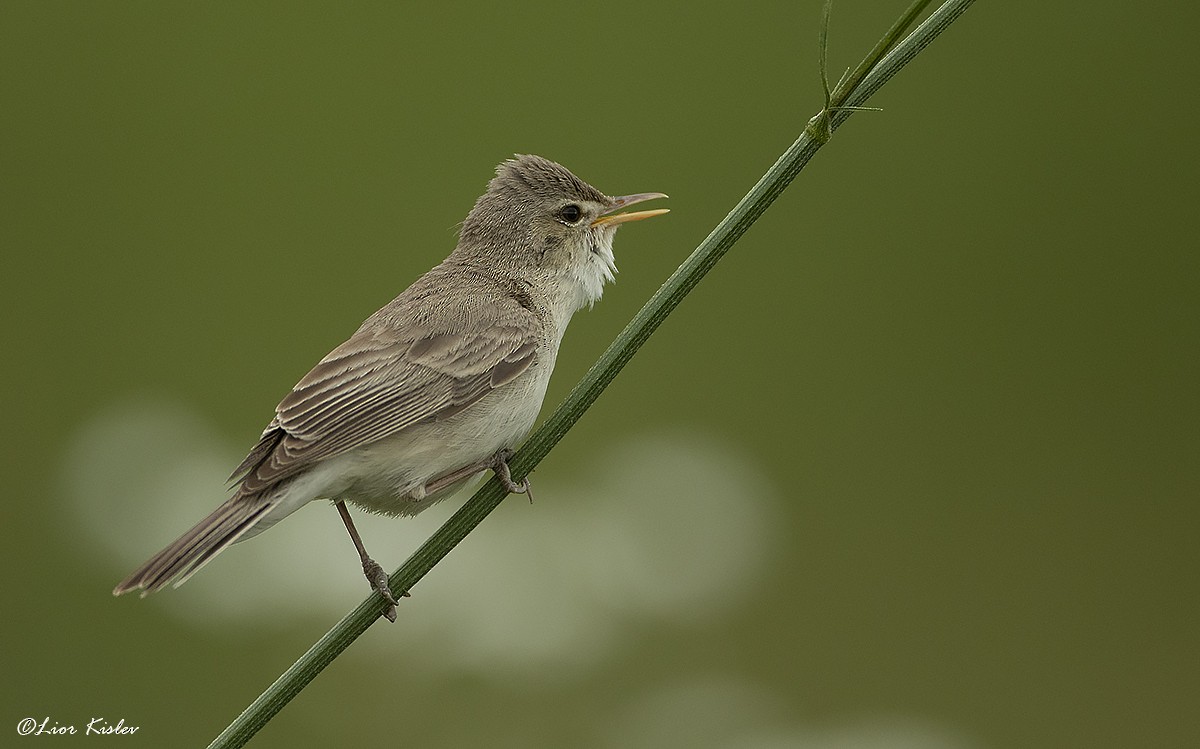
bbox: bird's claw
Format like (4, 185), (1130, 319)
(362, 558), (400, 622)
(492, 449), (533, 502)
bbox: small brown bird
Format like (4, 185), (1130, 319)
(113, 155), (667, 620)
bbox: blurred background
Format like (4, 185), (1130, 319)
(2, 1), (1197, 747)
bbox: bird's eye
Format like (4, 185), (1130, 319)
(559, 204), (583, 224)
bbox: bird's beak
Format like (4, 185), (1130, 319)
(591, 192), (670, 227)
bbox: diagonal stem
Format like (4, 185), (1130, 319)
(207, 1), (979, 746)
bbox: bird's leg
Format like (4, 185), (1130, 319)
(420, 448), (532, 502)
(334, 500), (404, 622)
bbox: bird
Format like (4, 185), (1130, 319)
(113, 154), (668, 621)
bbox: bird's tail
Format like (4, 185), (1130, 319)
(112, 492), (277, 597)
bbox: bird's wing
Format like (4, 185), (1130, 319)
(229, 296), (540, 494)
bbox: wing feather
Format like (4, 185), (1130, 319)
(232, 285), (541, 493)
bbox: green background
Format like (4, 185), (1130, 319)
(3, 1), (1197, 747)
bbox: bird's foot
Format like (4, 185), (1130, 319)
(492, 448), (533, 503)
(361, 557), (402, 622)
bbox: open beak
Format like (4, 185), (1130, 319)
(591, 192), (670, 227)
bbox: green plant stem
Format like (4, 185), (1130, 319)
(207, 1), (977, 746)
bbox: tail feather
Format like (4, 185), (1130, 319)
(112, 492), (277, 597)
(137, 498), (254, 584)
